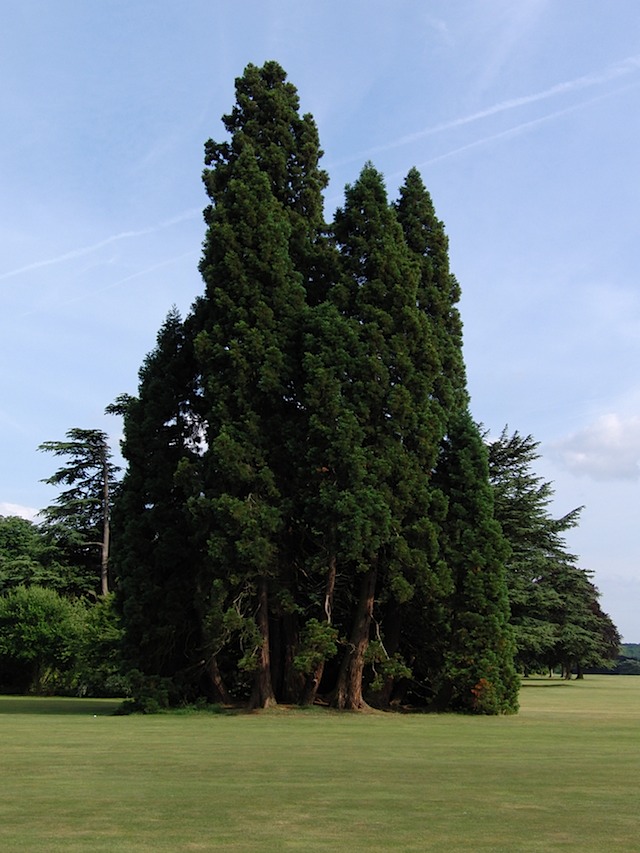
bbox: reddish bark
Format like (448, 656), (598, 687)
(249, 578), (277, 709)
(302, 554), (337, 706)
(333, 566), (377, 710)
(206, 655), (233, 705)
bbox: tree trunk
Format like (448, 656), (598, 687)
(206, 655), (233, 705)
(281, 611), (305, 703)
(371, 603), (402, 709)
(101, 451), (110, 596)
(332, 566), (377, 710)
(302, 554), (337, 706)
(249, 578), (277, 709)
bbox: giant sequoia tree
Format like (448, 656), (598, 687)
(113, 61), (518, 712)
(432, 410), (519, 713)
(111, 308), (209, 697)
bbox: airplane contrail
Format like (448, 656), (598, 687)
(410, 82), (640, 171)
(332, 54), (640, 167)
(17, 250), (199, 319)
(0, 207), (201, 283)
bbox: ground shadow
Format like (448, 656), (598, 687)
(0, 696), (122, 715)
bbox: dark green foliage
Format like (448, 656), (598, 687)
(433, 410), (519, 713)
(109, 62), (611, 714)
(395, 168), (467, 419)
(488, 428), (620, 677)
(203, 60), (331, 306)
(0, 515), (91, 597)
(111, 308), (208, 694)
(39, 428), (118, 596)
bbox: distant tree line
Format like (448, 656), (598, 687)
(0, 62), (622, 708)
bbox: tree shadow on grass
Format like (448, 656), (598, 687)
(0, 696), (123, 715)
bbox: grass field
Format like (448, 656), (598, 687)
(1, 677), (638, 852)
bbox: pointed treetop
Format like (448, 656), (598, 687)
(202, 61), (328, 231)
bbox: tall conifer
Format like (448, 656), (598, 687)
(112, 308), (211, 697)
(433, 409), (519, 713)
(113, 64), (527, 713)
(326, 164), (449, 707)
(186, 63), (329, 707)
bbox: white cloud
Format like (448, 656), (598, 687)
(548, 414), (640, 481)
(474, 0), (551, 91)
(0, 502), (40, 521)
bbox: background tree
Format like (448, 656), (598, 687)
(0, 514), (97, 597)
(39, 429), (118, 596)
(487, 427), (620, 676)
(0, 585), (85, 693)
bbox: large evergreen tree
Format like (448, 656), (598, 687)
(110, 308), (213, 698)
(113, 62), (525, 713)
(190, 146), (308, 707)
(433, 410), (519, 713)
(114, 62), (330, 708)
(321, 163), (452, 708)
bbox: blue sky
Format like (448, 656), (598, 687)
(1, 1), (639, 640)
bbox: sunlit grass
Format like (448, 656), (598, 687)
(1, 677), (638, 851)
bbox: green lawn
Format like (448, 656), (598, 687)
(1, 677), (639, 852)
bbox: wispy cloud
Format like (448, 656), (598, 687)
(0, 208), (200, 283)
(549, 414), (640, 481)
(0, 502), (39, 521)
(475, 0), (550, 92)
(334, 54), (640, 166)
(18, 250), (199, 319)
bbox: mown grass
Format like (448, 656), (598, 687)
(1, 677), (639, 852)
